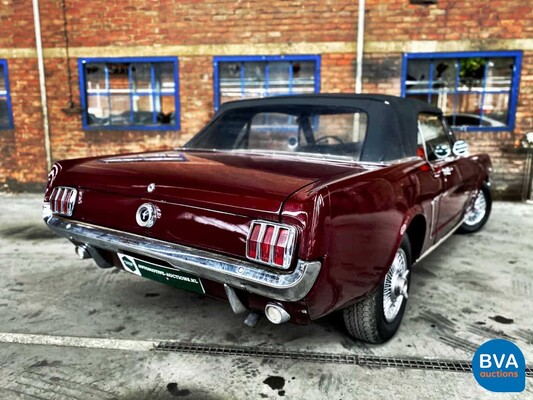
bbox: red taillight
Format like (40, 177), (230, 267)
(49, 186), (77, 217)
(246, 221), (296, 270)
(247, 224), (261, 259)
(273, 228), (289, 266)
(260, 226), (275, 262)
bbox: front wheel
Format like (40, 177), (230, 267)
(342, 236), (411, 343)
(458, 183), (492, 234)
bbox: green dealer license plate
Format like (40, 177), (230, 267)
(118, 253), (205, 295)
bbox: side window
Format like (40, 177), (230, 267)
(418, 114), (453, 161)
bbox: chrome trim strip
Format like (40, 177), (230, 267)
(44, 214), (321, 302)
(414, 218), (464, 265)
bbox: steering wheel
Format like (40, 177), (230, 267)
(315, 135), (345, 145)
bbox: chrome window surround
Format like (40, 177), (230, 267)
(245, 220), (297, 270)
(44, 214), (321, 302)
(49, 187), (77, 217)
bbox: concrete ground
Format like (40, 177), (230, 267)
(0, 194), (531, 400)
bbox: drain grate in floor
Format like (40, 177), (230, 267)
(155, 342), (532, 377)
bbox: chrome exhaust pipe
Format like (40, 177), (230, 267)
(75, 245), (90, 259)
(264, 303), (290, 324)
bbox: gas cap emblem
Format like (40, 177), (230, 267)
(136, 203), (160, 228)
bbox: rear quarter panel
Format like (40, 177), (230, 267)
(283, 160), (435, 319)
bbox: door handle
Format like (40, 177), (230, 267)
(442, 167), (454, 176)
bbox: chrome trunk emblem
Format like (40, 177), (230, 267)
(136, 203), (160, 228)
(147, 183), (156, 193)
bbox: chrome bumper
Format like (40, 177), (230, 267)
(44, 215), (321, 302)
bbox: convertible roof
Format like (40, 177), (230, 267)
(216, 94), (443, 162)
(218, 93), (442, 116)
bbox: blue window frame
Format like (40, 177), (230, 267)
(78, 57), (180, 130)
(213, 55), (321, 111)
(0, 59), (14, 130)
(401, 51), (522, 131)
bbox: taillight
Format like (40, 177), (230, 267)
(246, 221), (297, 270)
(49, 186), (77, 216)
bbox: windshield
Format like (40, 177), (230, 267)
(186, 105), (368, 160)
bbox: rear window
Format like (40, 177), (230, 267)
(187, 106), (368, 160)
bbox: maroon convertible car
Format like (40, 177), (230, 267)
(43, 94), (492, 343)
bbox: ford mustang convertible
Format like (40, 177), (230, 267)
(43, 94), (492, 343)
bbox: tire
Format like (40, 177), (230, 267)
(458, 183), (492, 234)
(343, 236), (412, 344)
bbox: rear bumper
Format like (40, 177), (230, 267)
(44, 214), (321, 302)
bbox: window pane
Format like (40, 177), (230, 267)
(486, 58), (513, 91)
(83, 60), (177, 128)
(132, 63), (152, 92)
(0, 99), (8, 127)
(418, 114), (452, 161)
(292, 62), (316, 94)
(243, 62), (266, 98)
(218, 58), (318, 106)
(406, 59), (432, 93)
(159, 63), (175, 94)
(109, 95), (131, 125)
(268, 62), (290, 95)
(0, 64), (6, 93)
(87, 94), (110, 124)
(219, 62), (242, 103)
(194, 106), (367, 160)
(483, 93), (509, 125)
(0, 63), (7, 128)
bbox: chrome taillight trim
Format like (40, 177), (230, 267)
(50, 186), (77, 217)
(246, 220), (297, 270)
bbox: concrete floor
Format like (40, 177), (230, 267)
(0, 194), (531, 399)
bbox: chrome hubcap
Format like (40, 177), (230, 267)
(464, 190), (487, 226)
(383, 248), (409, 323)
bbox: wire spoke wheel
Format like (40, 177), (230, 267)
(383, 248), (409, 323)
(464, 190), (487, 227)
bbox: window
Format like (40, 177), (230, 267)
(418, 113), (453, 161)
(402, 51), (522, 131)
(187, 105), (368, 161)
(0, 60), (14, 129)
(78, 57), (180, 130)
(213, 55), (321, 111)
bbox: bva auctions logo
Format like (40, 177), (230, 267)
(472, 339), (526, 392)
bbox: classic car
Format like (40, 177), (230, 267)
(43, 94), (492, 343)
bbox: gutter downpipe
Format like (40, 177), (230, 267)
(355, 0), (366, 94)
(32, 0), (52, 171)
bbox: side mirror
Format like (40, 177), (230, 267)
(453, 140), (469, 157)
(434, 144), (451, 159)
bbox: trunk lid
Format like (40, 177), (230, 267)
(58, 150), (369, 217)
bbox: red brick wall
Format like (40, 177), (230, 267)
(365, 0), (533, 41)
(1, 0), (532, 198)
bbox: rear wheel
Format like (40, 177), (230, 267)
(458, 183), (492, 234)
(342, 236), (411, 343)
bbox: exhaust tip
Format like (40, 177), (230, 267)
(265, 303), (290, 324)
(75, 245), (90, 260)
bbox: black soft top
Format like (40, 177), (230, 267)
(215, 94), (442, 162)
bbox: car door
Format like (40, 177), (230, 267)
(418, 113), (468, 241)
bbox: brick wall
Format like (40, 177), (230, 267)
(0, 0), (532, 198)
